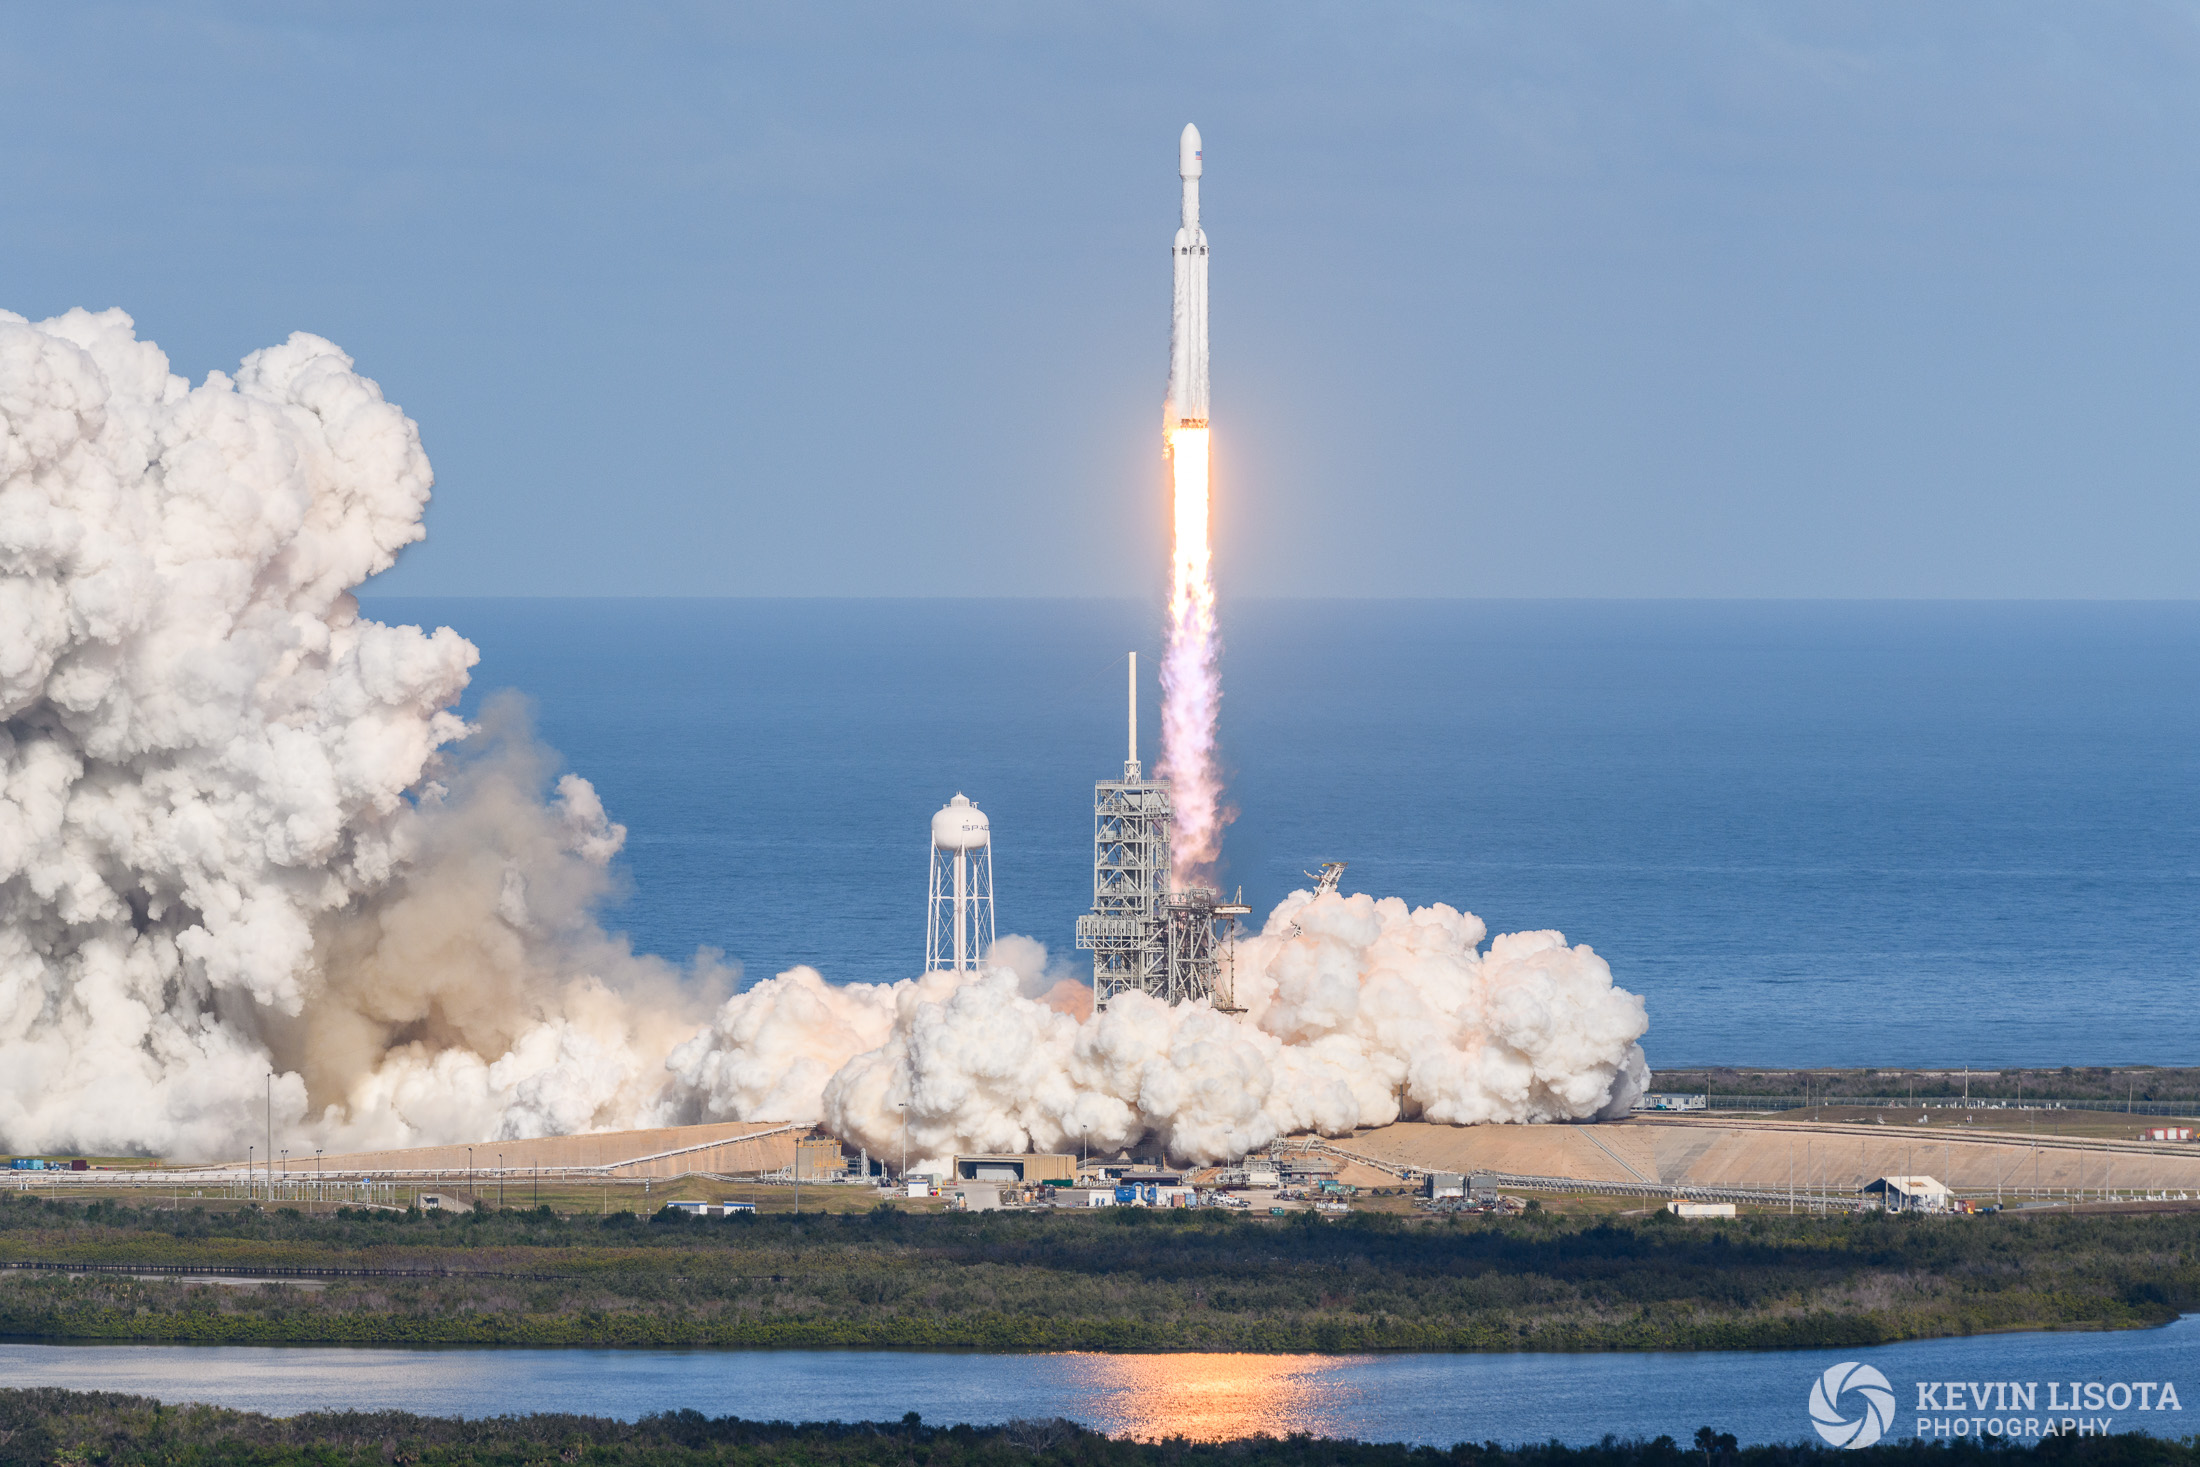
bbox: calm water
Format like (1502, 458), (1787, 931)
(3, 1318), (2194, 1444)
(364, 597), (2200, 1068)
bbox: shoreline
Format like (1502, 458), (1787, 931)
(0, 1309), (2190, 1355)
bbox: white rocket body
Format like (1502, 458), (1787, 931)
(1167, 123), (1209, 431)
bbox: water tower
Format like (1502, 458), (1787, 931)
(926, 794), (995, 973)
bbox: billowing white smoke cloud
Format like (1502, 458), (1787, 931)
(0, 309), (705, 1159)
(1, 306), (1648, 1167)
(667, 888), (1650, 1170)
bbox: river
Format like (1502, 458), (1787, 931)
(3, 1317), (2194, 1446)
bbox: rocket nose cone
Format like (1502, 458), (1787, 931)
(1179, 123), (1202, 178)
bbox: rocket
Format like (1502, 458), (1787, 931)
(1166, 123), (1209, 433)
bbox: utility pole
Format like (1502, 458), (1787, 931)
(498, 1154), (504, 1209)
(265, 1072), (273, 1203)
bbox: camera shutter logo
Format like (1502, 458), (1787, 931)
(1809, 1362), (1897, 1449)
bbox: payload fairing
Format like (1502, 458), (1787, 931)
(1166, 123), (1209, 431)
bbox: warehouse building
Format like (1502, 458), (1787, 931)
(953, 1153), (1076, 1183)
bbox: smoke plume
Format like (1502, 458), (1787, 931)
(0, 308), (706, 1159)
(0, 308), (1648, 1168)
(666, 887), (1650, 1171)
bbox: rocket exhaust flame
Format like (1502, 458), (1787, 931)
(1160, 122), (1226, 885)
(1161, 424), (1224, 881)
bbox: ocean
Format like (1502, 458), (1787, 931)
(364, 597), (2200, 1070)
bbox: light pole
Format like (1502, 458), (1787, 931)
(498, 1153), (504, 1209)
(467, 1146), (474, 1201)
(247, 1146), (254, 1203)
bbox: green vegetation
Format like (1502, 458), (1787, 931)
(0, 1191), (2196, 1351)
(1655, 1068), (2200, 1106)
(4, 1391), (2199, 1467)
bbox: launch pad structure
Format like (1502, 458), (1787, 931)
(1076, 653), (1250, 1010)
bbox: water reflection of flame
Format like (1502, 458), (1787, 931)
(1048, 1352), (1373, 1442)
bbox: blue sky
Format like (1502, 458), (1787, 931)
(5, 3), (2199, 597)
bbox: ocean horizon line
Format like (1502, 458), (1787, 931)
(359, 593), (2200, 606)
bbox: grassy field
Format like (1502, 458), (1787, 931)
(0, 1187), (2194, 1352)
(1733, 1106), (2195, 1144)
(1656, 1067), (2200, 1108)
(5, 1389), (2199, 1467)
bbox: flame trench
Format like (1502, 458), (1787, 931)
(1161, 424), (1223, 883)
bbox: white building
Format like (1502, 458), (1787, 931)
(1863, 1175), (1952, 1213)
(1666, 1200), (1736, 1219)
(952, 1185), (1002, 1212)
(1052, 1188), (1117, 1208)
(1634, 1093), (1709, 1112)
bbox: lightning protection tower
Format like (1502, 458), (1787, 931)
(1077, 654), (1229, 1008)
(926, 794), (995, 973)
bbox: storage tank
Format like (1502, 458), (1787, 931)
(931, 794), (990, 851)
(926, 794), (996, 972)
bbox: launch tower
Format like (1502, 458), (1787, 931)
(926, 794), (995, 973)
(1076, 655), (1242, 1008)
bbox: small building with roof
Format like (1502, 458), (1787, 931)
(1863, 1175), (1952, 1213)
